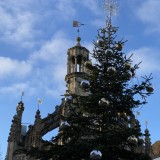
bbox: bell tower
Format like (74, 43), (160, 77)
(65, 36), (90, 96)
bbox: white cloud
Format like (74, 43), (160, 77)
(0, 1), (40, 48)
(27, 32), (73, 97)
(0, 30), (72, 96)
(0, 0), (77, 48)
(54, 0), (76, 20)
(30, 31), (73, 64)
(91, 18), (106, 28)
(0, 57), (32, 79)
(81, 0), (101, 16)
(128, 47), (160, 75)
(0, 82), (28, 94)
(136, 0), (160, 33)
(0, 28), (93, 98)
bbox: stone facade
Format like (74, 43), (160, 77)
(6, 37), (90, 160)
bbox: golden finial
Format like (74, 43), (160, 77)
(20, 91), (24, 101)
(38, 98), (43, 110)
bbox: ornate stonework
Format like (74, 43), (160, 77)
(6, 37), (90, 160)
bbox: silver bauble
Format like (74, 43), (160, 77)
(107, 67), (116, 74)
(125, 71), (132, 80)
(60, 121), (70, 130)
(64, 96), (72, 103)
(122, 112), (127, 118)
(83, 112), (89, 117)
(80, 80), (90, 90)
(124, 62), (131, 70)
(146, 85), (154, 93)
(115, 43), (123, 51)
(105, 49), (113, 55)
(127, 135), (138, 145)
(117, 112), (121, 117)
(84, 61), (92, 69)
(97, 39), (103, 46)
(99, 98), (109, 107)
(90, 150), (102, 160)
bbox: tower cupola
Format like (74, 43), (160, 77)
(65, 37), (90, 96)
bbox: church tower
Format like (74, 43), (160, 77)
(6, 101), (24, 160)
(65, 36), (90, 96)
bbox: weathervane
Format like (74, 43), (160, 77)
(73, 20), (85, 37)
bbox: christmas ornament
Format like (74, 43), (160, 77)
(122, 112), (127, 118)
(97, 39), (103, 46)
(105, 48), (113, 55)
(99, 98), (109, 107)
(84, 60), (92, 69)
(146, 85), (154, 93)
(125, 71), (132, 80)
(130, 68), (135, 76)
(115, 42), (123, 51)
(83, 112), (89, 117)
(117, 112), (121, 117)
(124, 62), (131, 70)
(127, 135), (138, 145)
(60, 121), (70, 130)
(107, 67), (116, 74)
(90, 150), (102, 160)
(64, 96), (72, 103)
(80, 80), (90, 90)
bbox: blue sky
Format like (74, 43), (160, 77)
(0, 0), (160, 158)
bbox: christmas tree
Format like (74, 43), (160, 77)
(28, 1), (153, 160)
